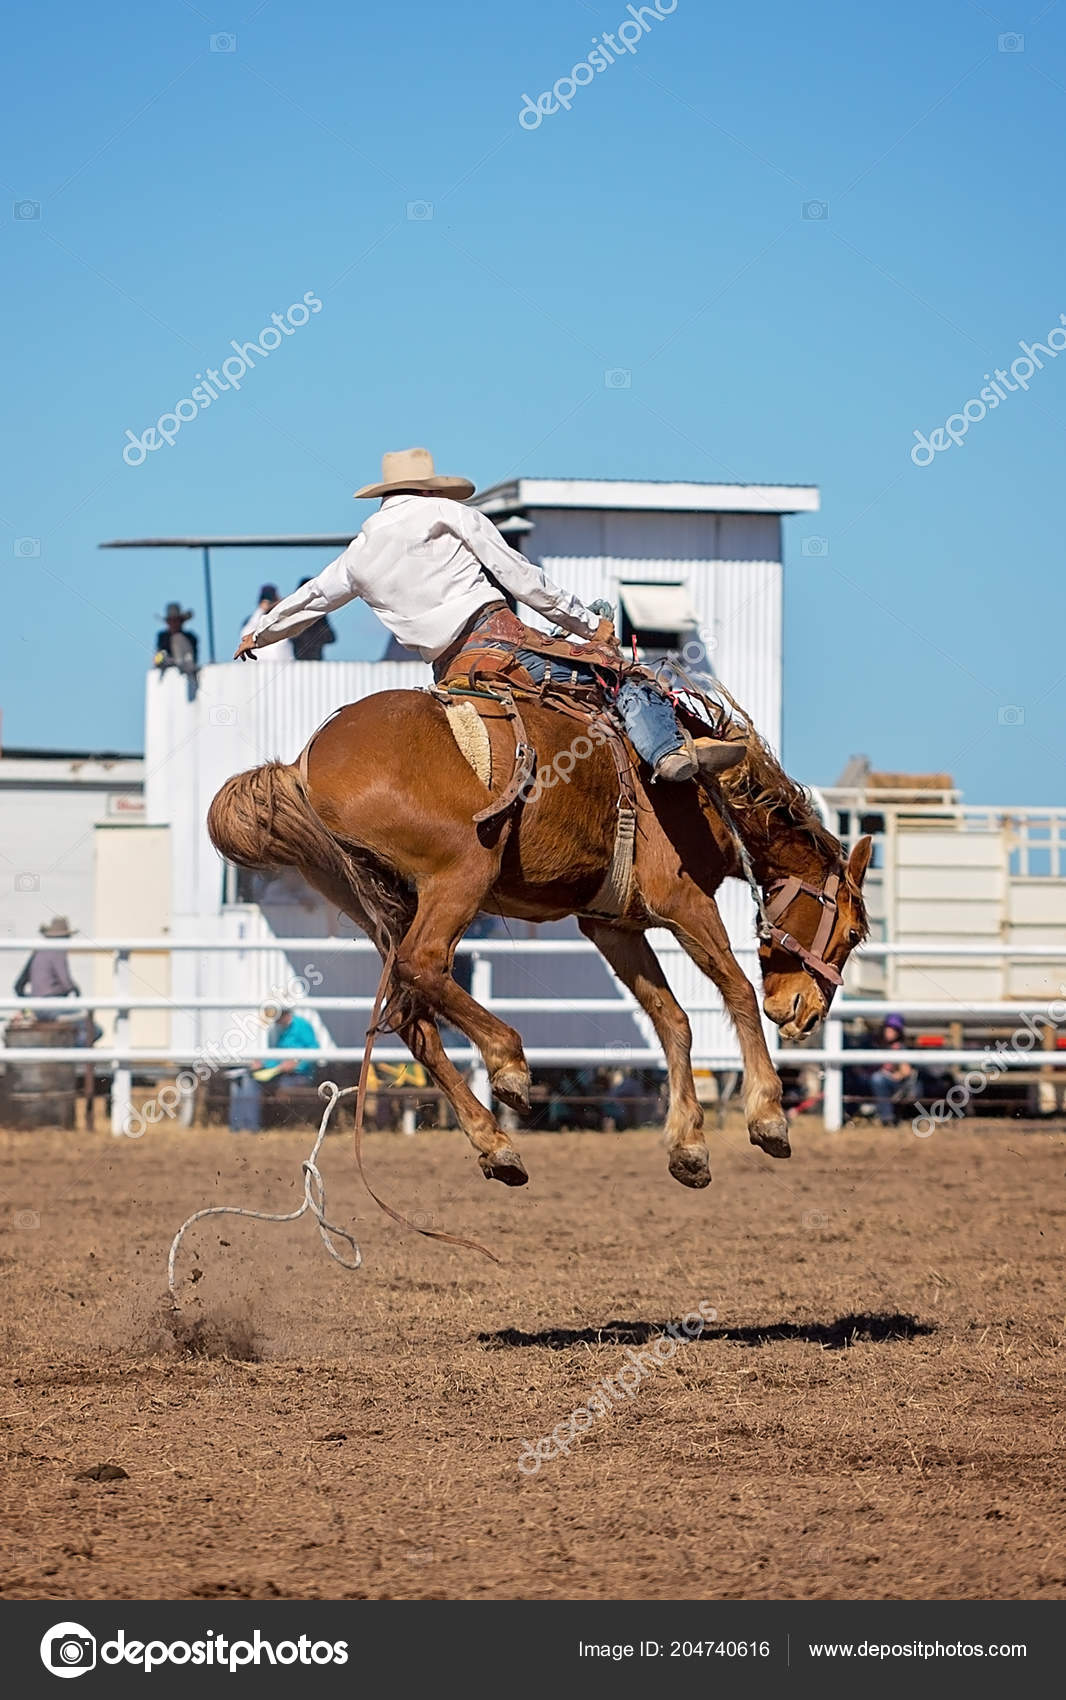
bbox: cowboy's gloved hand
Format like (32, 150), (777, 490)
(592, 616), (620, 651)
(234, 634), (258, 661)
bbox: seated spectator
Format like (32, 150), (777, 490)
(255, 1006), (318, 1083)
(15, 916), (79, 1018)
(868, 1013), (917, 1127)
(154, 603), (198, 672)
(229, 1006), (319, 1132)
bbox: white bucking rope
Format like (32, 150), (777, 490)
(167, 1080), (362, 1302)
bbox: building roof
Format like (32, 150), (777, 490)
(831, 756), (956, 793)
(474, 477), (820, 516)
(865, 771), (955, 792)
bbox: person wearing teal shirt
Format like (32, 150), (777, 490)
(231, 1006), (320, 1132)
(268, 1008), (318, 1079)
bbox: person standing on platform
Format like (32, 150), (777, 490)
(291, 579), (337, 661)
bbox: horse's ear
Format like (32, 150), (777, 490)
(846, 835), (873, 888)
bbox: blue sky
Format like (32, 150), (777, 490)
(3, 0), (1063, 800)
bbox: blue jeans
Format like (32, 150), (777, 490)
(513, 650), (684, 769)
(869, 1066), (912, 1126)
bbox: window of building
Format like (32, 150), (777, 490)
(618, 581), (699, 658)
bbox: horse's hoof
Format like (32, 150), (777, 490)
(750, 1117), (791, 1159)
(478, 1146), (529, 1186)
(491, 1067), (531, 1113)
(668, 1146), (712, 1189)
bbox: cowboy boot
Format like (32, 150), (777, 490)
(653, 745), (698, 782)
(692, 736), (745, 777)
(654, 731), (743, 783)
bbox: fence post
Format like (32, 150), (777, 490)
(470, 952), (492, 1109)
(823, 1016), (843, 1132)
(111, 948), (132, 1136)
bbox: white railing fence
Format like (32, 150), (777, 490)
(2, 937), (1065, 1134)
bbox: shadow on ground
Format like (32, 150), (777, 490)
(479, 1311), (935, 1352)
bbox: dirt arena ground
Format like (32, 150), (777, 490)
(1, 1113), (1064, 1601)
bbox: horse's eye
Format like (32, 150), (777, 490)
(847, 928), (861, 945)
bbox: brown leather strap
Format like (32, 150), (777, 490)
(469, 687), (536, 826)
(763, 871), (843, 987)
(436, 602), (623, 687)
(297, 706), (346, 790)
(432, 600), (510, 679)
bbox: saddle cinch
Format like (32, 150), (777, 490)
(430, 602), (641, 918)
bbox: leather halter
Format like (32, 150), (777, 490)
(717, 800), (845, 992)
(759, 871), (843, 989)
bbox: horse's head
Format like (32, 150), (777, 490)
(758, 836), (872, 1039)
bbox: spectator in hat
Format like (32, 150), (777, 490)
(14, 917), (80, 1020)
(154, 604), (199, 673)
(291, 579), (337, 661)
(238, 584), (294, 663)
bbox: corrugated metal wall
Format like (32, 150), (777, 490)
(146, 660), (428, 1057)
(524, 508), (783, 740)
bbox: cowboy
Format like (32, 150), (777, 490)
(234, 448), (739, 782)
(154, 603), (198, 673)
(14, 917), (81, 1021)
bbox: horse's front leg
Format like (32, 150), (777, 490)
(579, 917), (710, 1188)
(656, 887), (791, 1160)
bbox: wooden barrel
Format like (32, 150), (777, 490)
(2, 1021), (79, 1129)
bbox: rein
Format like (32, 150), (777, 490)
(718, 803), (844, 991)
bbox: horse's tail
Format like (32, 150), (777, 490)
(206, 761), (414, 958)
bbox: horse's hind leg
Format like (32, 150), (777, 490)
(393, 861), (533, 1114)
(295, 861), (528, 1185)
(579, 918), (710, 1189)
(393, 1009), (528, 1187)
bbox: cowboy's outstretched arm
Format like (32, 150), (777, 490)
(453, 505), (604, 641)
(234, 535), (369, 658)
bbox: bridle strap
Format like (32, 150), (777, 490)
(716, 801), (845, 990)
(762, 871), (843, 987)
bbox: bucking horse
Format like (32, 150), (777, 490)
(207, 675), (870, 1190)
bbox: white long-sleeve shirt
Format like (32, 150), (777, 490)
(248, 493), (598, 663)
(239, 607), (294, 662)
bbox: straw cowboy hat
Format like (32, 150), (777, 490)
(354, 447), (475, 502)
(39, 916), (77, 938)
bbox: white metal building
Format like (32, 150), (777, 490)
(0, 744), (144, 998)
(139, 477), (818, 1066)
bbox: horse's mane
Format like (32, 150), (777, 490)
(687, 676), (845, 866)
